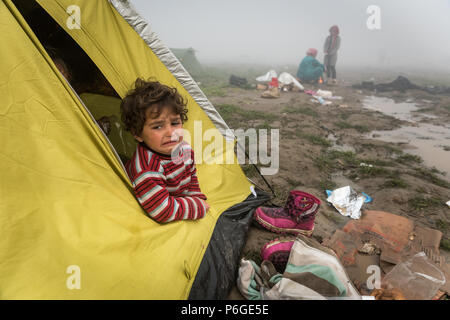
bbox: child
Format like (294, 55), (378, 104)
(121, 79), (209, 223)
(323, 25), (341, 84)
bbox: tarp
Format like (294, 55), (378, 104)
(0, 0), (255, 299)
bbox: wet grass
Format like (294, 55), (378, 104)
(329, 150), (359, 166)
(383, 178), (409, 188)
(318, 179), (337, 191)
(339, 112), (351, 120)
(241, 164), (258, 178)
(296, 132), (332, 147)
(283, 106), (319, 117)
(200, 84), (227, 97)
(397, 153), (423, 164)
(321, 208), (345, 224)
(363, 158), (394, 167)
(314, 154), (335, 172)
(313, 150), (359, 172)
(335, 121), (370, 133)
(255, 120), (272, 131)
(441, 238), (450, 251)
(435, 219), (449, 231)
(357, 165), (390, 177)
(285, 177), (303, 187)
(408, 196), (444, 211)
(360, 143), (403, 155)
(216, 103), (276, 124)
(413, 168), (450, 188)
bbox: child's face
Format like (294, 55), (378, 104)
(134, 106), (183, 155)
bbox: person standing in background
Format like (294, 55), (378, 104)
(323, 25), (341, 84)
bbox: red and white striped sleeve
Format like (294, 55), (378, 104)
(131, 169), (206, 223)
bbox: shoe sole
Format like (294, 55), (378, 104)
(254, 211), (314, 237)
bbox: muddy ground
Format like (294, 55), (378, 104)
(195, 67), (450, 299)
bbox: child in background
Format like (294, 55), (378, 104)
(323, 25), (341, 84)
(121, 79), (209, 223)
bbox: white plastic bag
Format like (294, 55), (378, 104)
(278, 72), (304, 90)
(256, 70), (277, 82)
(381, 252), (446, 300)
(316, 89), (332, 98)
(326, 186), (365, 219)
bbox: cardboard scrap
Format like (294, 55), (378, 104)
(342, 210), (414, 253)
(322, 210), (450, 295)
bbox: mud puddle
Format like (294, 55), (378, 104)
(363, 96), (450, 179)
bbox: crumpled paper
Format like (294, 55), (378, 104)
(326, 186), (365, 219)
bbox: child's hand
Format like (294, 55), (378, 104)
(200, 199), (210, 212)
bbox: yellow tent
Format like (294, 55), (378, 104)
(0, 0), (265, 299)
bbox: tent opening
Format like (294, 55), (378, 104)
(12, 0), (137, 165)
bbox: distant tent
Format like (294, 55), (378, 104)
(0, 0), (269, 299)
(171, 47), (203, 76)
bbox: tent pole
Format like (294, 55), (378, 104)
(235, 141), (276, 197)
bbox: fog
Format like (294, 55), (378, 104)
(131, 0), (450, 72)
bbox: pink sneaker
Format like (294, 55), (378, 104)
(254, 190), (320, 236)
(261, 238), (295, 273)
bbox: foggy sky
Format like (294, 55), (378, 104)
(131, 0), (450, 71)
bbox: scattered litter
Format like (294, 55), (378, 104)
(352, 76), (421, 92)
(358, 243), (380, 255)
(256, 83), (268, 90)
(432, 290), (446, 300)
(237, 238), (361, 300)
(361, 192), (372, 203)
(256, 70), (277, 82)
(250, 185), (257, 198)
(370, 288), (406, 300)
(446, 200), (450, 208)
(268, 77), (279, 89)
(381, 252), (446, 300)
(316, 89), (332, 98)
(329, 96), (343, 100)
(359, 162), (373, 168)
(304, 90), (316, 95)
(339, 104), (348, 108)
(261, 87), (280, 99)
(229, 75), (248, 87)
(312, 95), (332, 105)
(278, 72), (304, 91)
(322, 210), (450, 296)
(326, 189), (371, 204)
(326, 186), (366, 219)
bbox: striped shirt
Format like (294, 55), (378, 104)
(126, 142), (207, 223)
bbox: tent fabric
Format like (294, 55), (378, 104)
(1, 0), (253, 299)
(189, 189), (270, 299)
(109, 0), (234, 142)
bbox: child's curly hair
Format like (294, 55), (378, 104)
(120, 78), (188, 136)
